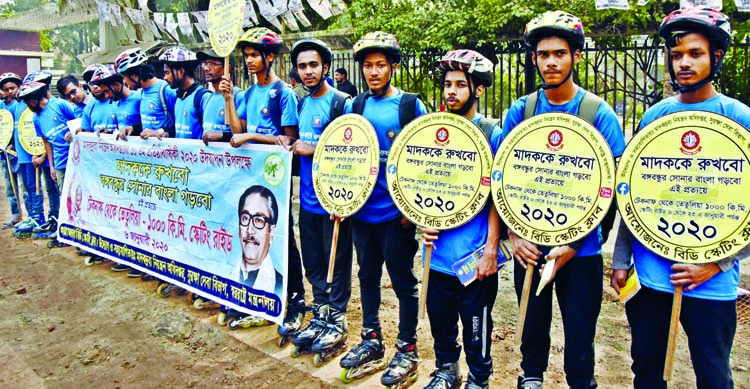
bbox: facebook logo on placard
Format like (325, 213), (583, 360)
(387, 164), (397, 174)
(491, 170), (503, 182)
(617, 182), (629, 196)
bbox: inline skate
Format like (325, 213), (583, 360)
(339, 327), (387, 383)
(424, 361), (462, 389)
(380, 340), (419, 389)
(13, 217), (41, 239)
(277, 299), (309, 347)
(190, 293), (221, 310)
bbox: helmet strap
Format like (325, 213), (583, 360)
(303, 64), (329, 97)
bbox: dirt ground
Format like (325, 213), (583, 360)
(1, 181), (750, 388)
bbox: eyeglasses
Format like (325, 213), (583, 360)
(64, 87), (79, 99)
(240, 212), (273, 229)
(203, 61), (223, 68)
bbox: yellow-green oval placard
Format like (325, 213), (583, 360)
(491, 112), (616, 245)
(207, 0), (245, 57)
(18, 108), (45, 155)
(386, 112), (493, 230)
(616, 111), (750, 263)
(312, 114), (380, 218)
(0, 109), (13, 150)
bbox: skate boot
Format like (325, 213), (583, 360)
(309, 307), (348, 366)
(14, 217), (41, 239)
(46, 232), (68, 248)
(425, 361), (462, 389)
(291, 305), (330, 355)
(381, 340), (419, 389)
(2, 218), (20, 230)
(32, 216), (57, 239)
(84, 255), (105, 266)
(517, 375), (543, 389)
(339, 327), (387, 383)
(277, 299), (308, 347)
(464, 373), (489, 389)
(156, 281), (188, 298)
(191, 293), (221, 310)
(228, 313), (269, 330)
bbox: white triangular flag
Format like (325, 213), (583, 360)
(306, 0), (332, 19)
(177, 13), (194, 40)
(164, 12), (180, 41)
(681, 0), (722, 10)
(282, 11), (299, 30)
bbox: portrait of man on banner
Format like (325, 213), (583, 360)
(233, 184), (283, 297)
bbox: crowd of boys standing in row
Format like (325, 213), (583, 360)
(0, 6), (746, 388)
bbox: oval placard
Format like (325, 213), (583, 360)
(491, 112), (616, 246)
(386, 112), (493, 230)
(312, 113), (380, 218)
(207, 0), (245, 57)
(615, 111), (750, 263)
(18, 108), (45, 155)
(0, 109), (13, 150)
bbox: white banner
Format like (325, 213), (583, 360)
(306, 0), (332, 19)
(244, 1), (259, 27)
(736, 0), (750, 11)
(193, 11), (210, 41)
(59, 135), (293, 323)
(177, 12), (195, 40)
(681, 0), (722, 9)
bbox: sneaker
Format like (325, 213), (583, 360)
(111, 263), (132, 272)
(517, 375), (543, 389)
(127, 268), (143, 278)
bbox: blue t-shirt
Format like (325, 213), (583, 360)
(343, 90), (429, 223)
(174, 85), (210, 140)
(115, 90), (142, 131)
(73, 100), (87, 119)
(429, 116), (505, 275)
(502, 88), (626, 257)
(81, 98), (118, 133)
(12, 101), (33, 164)
(203, 87), (243, 133)
(140, 80), (176, 131)
(632, 94), (750, 301)
(33, 97), (76, 170)
(0, 100), (14, 156)
(237, 81), (299, 136)
(298, 89), (338, 215)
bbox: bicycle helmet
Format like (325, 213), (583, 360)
(659, 7), (731, 94)
(237, 27), (283, 53)
(82, 63), (108, 84)
(18, 81), (48, 102)
(353, 31), (401, 64)
(436, 49), (494, 87)
(524, 11), (585, 52)
(22, 71), (53, 87)
(89, 65), (122, 86)
(158, 46), (199, 64)
(114, 48), (148, 73)
(0, 72), (22, 87)
(291, 38), (332, 96)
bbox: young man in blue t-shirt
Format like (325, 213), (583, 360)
(114, 48), (177, 141)
(507, 12), (626, 389)
(160, 47), (210, 140)
(197, 49), (243, 145)
(337, 31), (428, 387)
(79, 66), (118, 135)
(18, 81), (75, 238)
(419, 50), (504, 389)
(93, 64), (142, 138)
(611, 8), (749, 389)
(285, 38), (354, 357)
(219, 27), (306, 331)
(56, 75), (91, 118)
(0, 72), (24, 228)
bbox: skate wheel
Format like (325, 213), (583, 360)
(340, 368), (354, 384)
(83, 256), (95, 266)
(193, 299), (204, 309)
(290, 347), (302, 358)
(278, 336), (289, 348)
(313, 353), (323, 367)
(188, 293), (197, 304)
(156, 283), (172, 298)
(46, 240), (55, 248)
(228, 321), (240, 331)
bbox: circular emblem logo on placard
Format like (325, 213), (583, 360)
(435, 127), (449, 145)
(344, 127), (353, 143)
(547, 130), (563, 150)
(71, 140), (80, 166)
(680, 130), (701, 155)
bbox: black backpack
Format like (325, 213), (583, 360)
(351, 91), (419, 128)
